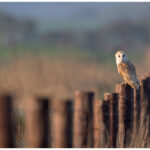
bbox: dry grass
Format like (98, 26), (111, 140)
(0, 53), (118, 99)
(0, 49), (149, 109)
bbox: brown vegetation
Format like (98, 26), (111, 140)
(0, 48), (149, 109)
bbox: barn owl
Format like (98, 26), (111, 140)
(115, 50), (140, 89)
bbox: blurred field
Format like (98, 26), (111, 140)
(0, 46), (149, 110)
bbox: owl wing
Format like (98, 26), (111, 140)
(118, 61), (140, 89)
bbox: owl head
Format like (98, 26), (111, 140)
(115, 50), (128, 65)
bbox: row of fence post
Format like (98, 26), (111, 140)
(0, 76), (150, 148)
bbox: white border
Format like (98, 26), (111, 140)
(0, 0), (150, 2)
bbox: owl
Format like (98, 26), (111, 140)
(115, 50), (140, 89)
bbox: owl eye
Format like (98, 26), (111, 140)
(118, 55), (120, 57)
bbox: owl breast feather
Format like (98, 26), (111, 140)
(117, 61), (139, 89)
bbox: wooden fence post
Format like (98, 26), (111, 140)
(140, 78), (147, 120)
(104, 93), (110, 133)
(146, 77), (150, 115)
(140, 76), (150, 138)
(109, 93), (118, 148)
(102, 93), (110, 147)
(133, 88), (140, 131)
(116, 84), (125, 148)
(51, 99), (73, 148)
(140, 77), (150, 116)
(25, 96), (49, 148)
(116, 83), (133, 148)
(73, 91), (94, 148)
(0, 94), (14, 148)
(93, 99), (103, 148)
(104, 93), (118, 148)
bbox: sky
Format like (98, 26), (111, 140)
(0, 2), (150, 31)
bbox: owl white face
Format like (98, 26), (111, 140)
(115, 51), (128, 65)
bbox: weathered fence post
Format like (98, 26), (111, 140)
(104, 93), (110, 132)
(109, 93), (118, 148)
(116, 83), (133, 148)
(0, 94), (14, 148)
(140, 78), (147, 120)
(102, 93), (110, 147)
(73, 91), (94, 148)
(104, 93), (118, 148)
(146, 77), (150, 115)
(116, 84), (125, 148)
(140, 76), (150, 141)
(140, 77), (150, 118)
(133, 88), (140, 131)
(25, 96), (49, 148)
(93, 99), (103, 148)
(51, 99), (73, 148)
